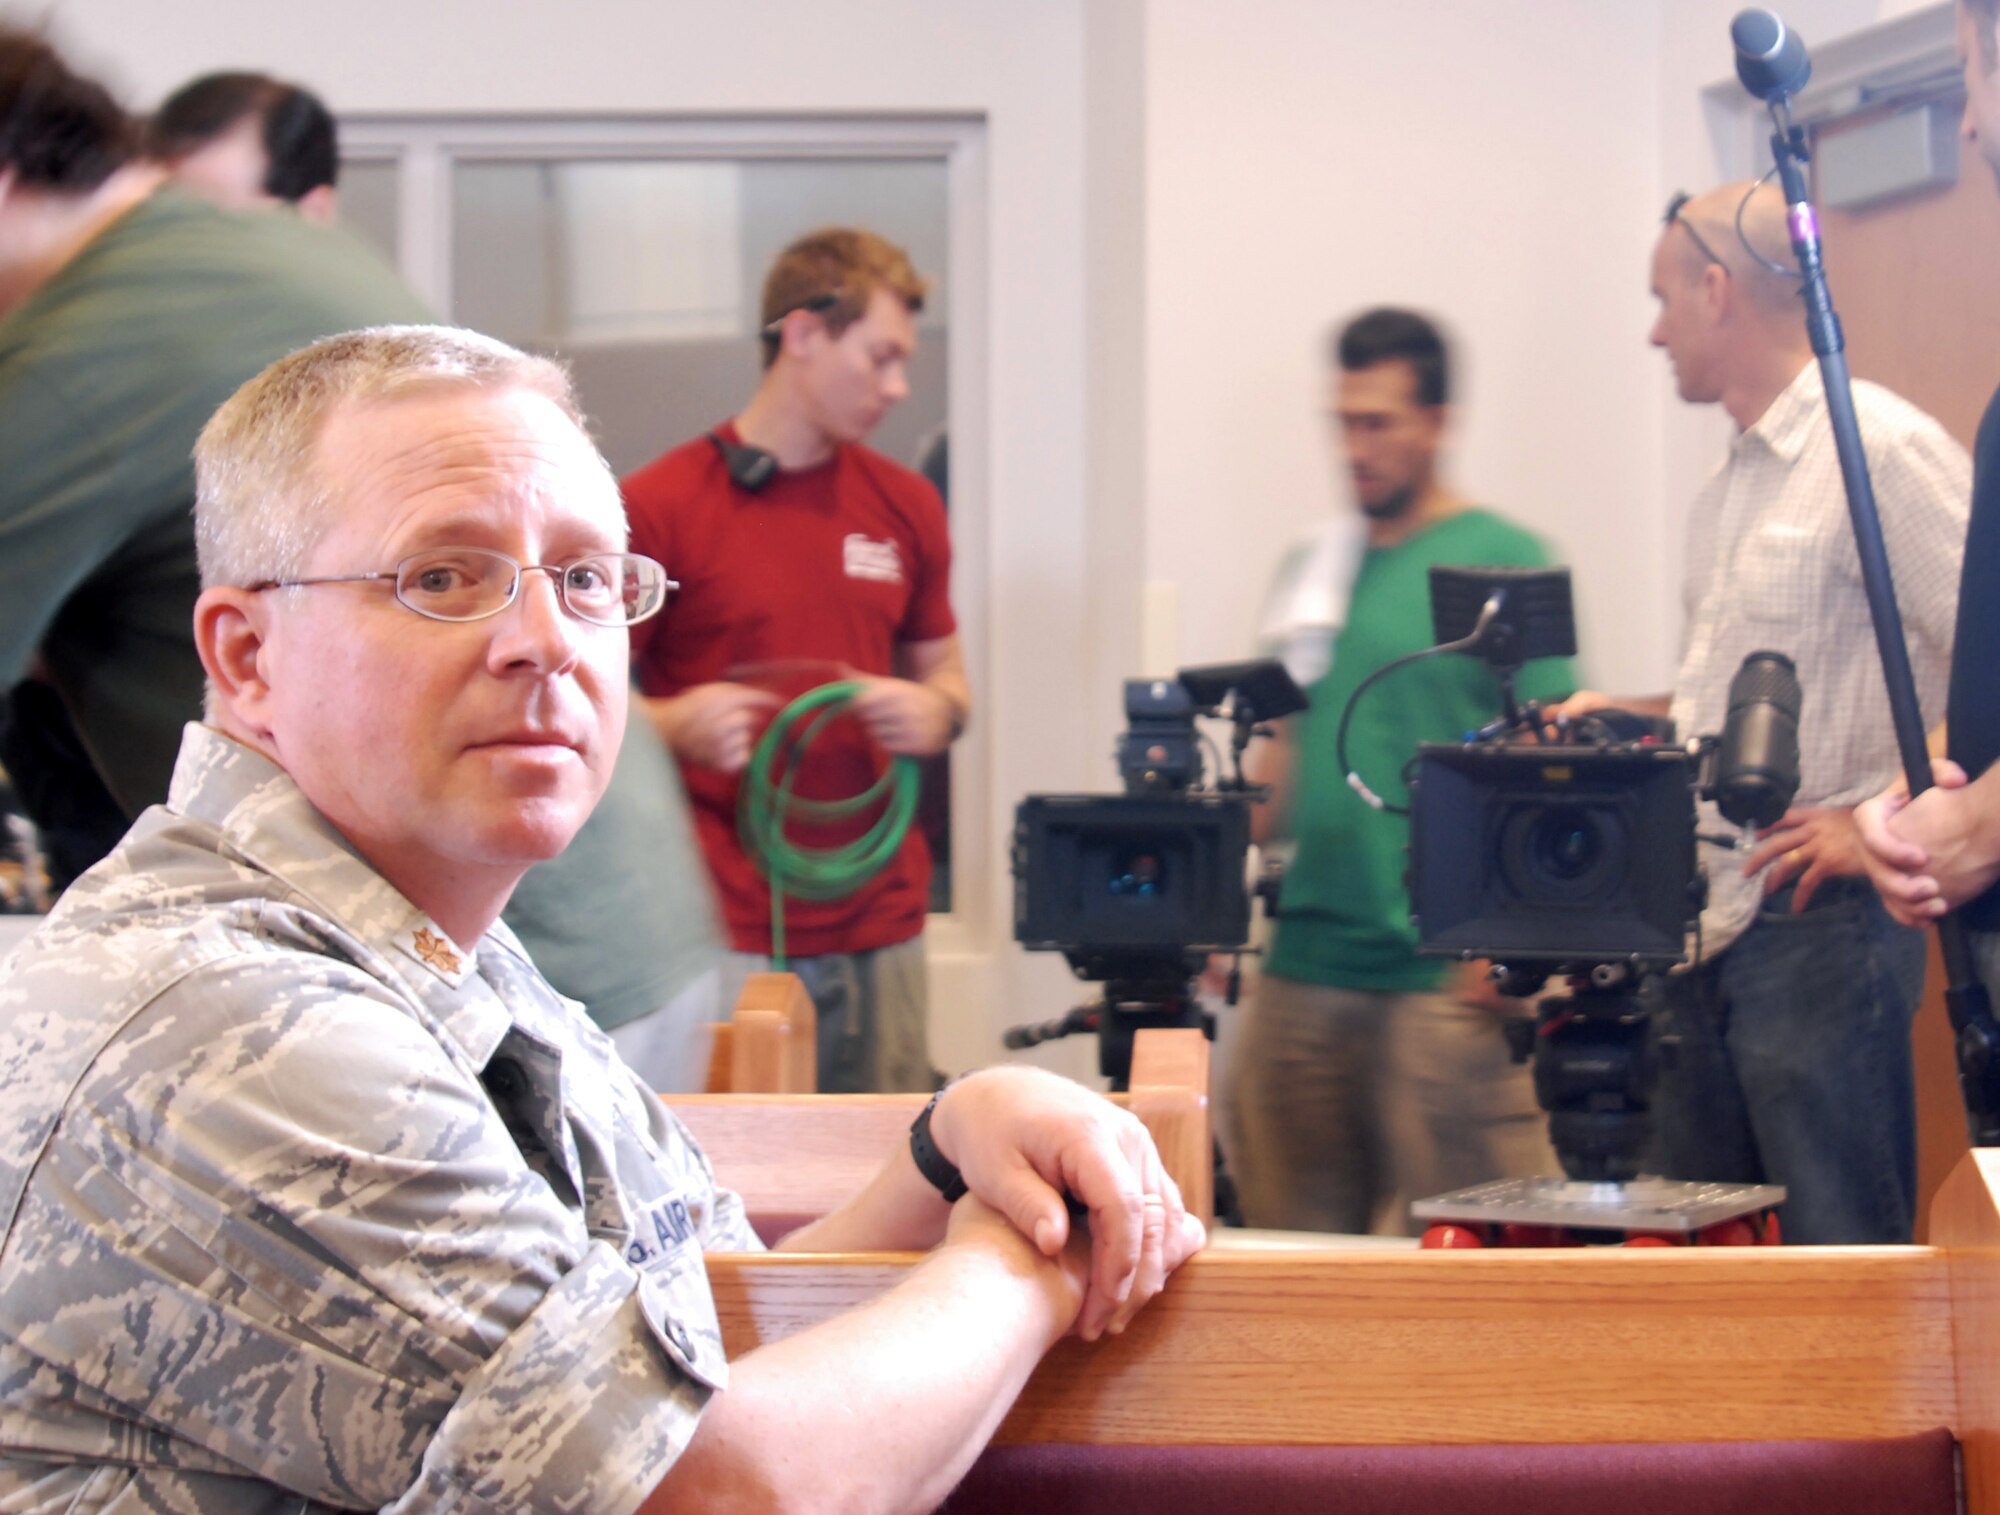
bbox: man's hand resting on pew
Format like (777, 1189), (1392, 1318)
(934, 1065), (1208, 1339)
(773, 1064), (1207, 1341)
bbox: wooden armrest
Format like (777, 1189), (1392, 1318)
(1932, 1147), (2000, 1513)
(705, 971), (816, 1093)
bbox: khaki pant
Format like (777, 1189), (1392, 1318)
(1220, 975), (1556, 1236)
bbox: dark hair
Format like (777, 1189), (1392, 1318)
(146, 71), (337, 200)
(759, 226), (927, 369)
(0, 28), (135, 191)
(1333, 307), (1451, 408)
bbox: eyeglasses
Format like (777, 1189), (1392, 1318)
(1664, 191), (1731, 273)
(250, 547), (675, 627)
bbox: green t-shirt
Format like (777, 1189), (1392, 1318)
(1264, 509), (1575, 991)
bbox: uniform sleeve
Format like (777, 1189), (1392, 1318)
(898, 476), (958, 645)
(15, 957), (719, 1515)
(654, 1102), (763, 1254)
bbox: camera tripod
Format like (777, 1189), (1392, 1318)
(1410, 962), (1784, 1247)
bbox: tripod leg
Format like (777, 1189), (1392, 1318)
(1212, 1136), (1243, 1228)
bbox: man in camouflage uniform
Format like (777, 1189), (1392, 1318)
(0, 325), (1202, 1512)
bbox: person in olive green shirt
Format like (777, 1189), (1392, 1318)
(1224, 308), (1572, 1235)
(0, 33), (732, 1085)
(0, 31), (426, 860)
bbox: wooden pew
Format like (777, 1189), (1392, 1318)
(702, 971), (817, 1094)
(697, 981), (1213, 1227)
(668, 1048), (1997, 1514)
(675, 1026), (1215, 1230)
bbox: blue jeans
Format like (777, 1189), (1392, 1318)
(1647, 878), (1926, 1244)
(1977, 929), (2000, 1005)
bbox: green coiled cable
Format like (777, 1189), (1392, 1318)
(736, 679), (922, 969)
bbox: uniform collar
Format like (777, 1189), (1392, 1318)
(167, 723), (513, 1070)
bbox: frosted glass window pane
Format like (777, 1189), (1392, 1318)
(553, 162), (743, 345)
(339, 159), (400, 267)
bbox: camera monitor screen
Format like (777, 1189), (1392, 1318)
(1428, 565), (1578, 663)
(1408, 742), (1697, 967)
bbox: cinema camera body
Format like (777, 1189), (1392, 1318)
(1007, 659), (1304, 1090)
(1395, 566), (1799, 1240)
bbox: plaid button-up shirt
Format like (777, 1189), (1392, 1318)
(1673, 363), (1970, 955)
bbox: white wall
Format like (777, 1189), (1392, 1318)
(1133, 1), (1672, 698)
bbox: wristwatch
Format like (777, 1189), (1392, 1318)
(908, 1086), (968, 1201)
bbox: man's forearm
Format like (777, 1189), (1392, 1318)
(653, 1236), (1068, 1515)
(917, 667), (971, 741)
(640, 692), (692, 758)
(892, 633), (971, 745)
(775, 1141), (948, 1255)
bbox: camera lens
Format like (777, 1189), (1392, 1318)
(1108, 850), (1164, 897)
(1534, 807), (1601, 881)
(1496, 798), (1627, 906)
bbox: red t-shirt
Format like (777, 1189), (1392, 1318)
(624, 426), (957, 956)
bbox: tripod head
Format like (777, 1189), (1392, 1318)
(1002, 953), (1212, 1091)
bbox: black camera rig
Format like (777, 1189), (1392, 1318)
(1371, 567), (1801, 1236)
(1006, 659), (1304, 1090)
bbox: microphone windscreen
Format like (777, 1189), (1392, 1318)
(1732, 9), (1812, 101)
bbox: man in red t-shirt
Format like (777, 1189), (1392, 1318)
(624, 228), (968, 1093)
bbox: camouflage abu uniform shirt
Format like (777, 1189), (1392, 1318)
(0, 723), (758, 1513)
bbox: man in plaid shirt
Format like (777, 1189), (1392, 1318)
(1558, 181), (1969, 1244)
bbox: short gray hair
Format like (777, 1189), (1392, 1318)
(194, 324), (596, 590)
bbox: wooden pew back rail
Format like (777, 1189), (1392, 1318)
(672, 1027), (2000, 1514)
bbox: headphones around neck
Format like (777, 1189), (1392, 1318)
(707, 431), (780, 493)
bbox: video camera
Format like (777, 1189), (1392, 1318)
(1006, 659), (1305, 1087)
(1407, 569), (1800, 969)
(1388, 566), (1801, 1191)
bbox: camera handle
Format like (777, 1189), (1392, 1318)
(1339, 592), (1554, 814)
(1759, 99), (2000, 1143)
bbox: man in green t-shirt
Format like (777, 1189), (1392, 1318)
(1224, 308), (1573, 1235)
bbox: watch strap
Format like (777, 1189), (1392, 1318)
(908, 1088), (968, 1202)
